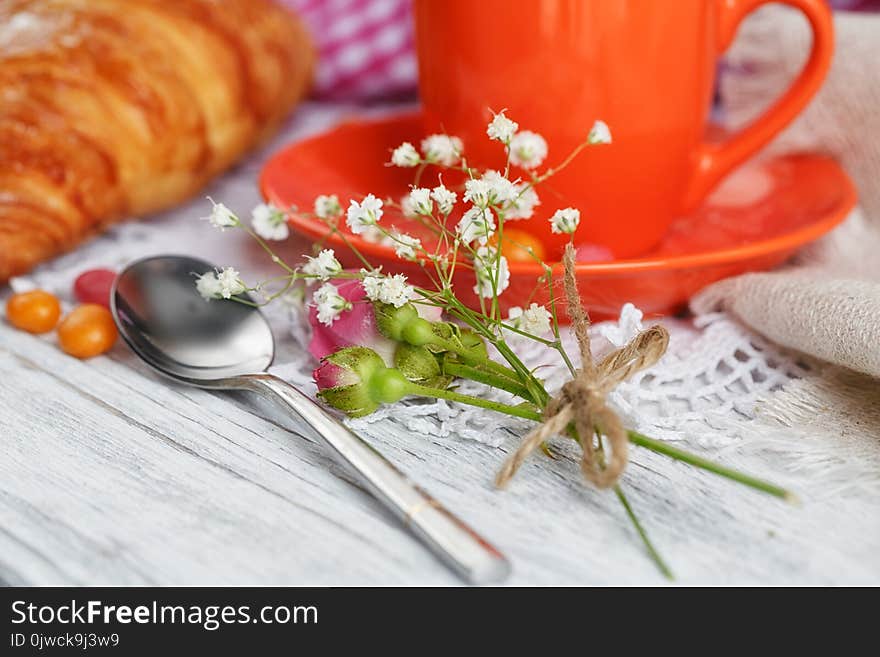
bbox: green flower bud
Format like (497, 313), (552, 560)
(373, 302), (419, 341)
(374, 301), (437, 347)
(393, 343), (453, 391)
(368, 367), (410, 404)
(314, 346), (410, 417)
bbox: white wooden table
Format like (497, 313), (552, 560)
(2, 103), (878, 586)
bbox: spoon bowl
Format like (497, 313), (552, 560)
(113, 256), (274, 384)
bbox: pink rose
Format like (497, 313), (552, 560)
(308, 279), (441, 365)
(311, 346), (393, 418)
(312, 360), (359, 390)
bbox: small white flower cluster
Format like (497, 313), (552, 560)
(472, 246), (510, 298)
(487, 112), (551, 170)
(431, 184), (457, 215)
(404, 184), (457, 219)
(405, 187), (433, 216)
(346, 194), (384, 234)
(251, 203), (289, 241)
(204, 200), (239, 230)
(314, 194), (342, 219)
(363, 272), (414, 307)
(486, 110), (518, 144)
(205, 199), (296, 242)
(456, 206), (495, 245)
(588, 120), (613, 145)
(599, 302), (644, 347)
(301, 249), (342, 283)
(391, 142), (420, 167)
(505, 184), (540, 220)
(550, 207), (580, 234)
(508, 131), (548, 170)
(390, 134), (463, 169)
(507, 303), (552, 336)
(392, 233), (422, 261)
(464, 171), (518, 208)
(420, 134), (463, 166)
(196, 267), (246, 300)
(313, 282), (352, 326)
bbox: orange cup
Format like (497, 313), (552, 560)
(414, 0), (833, 259)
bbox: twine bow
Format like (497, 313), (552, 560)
(495, 243), (670, 489)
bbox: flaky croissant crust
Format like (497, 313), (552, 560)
(0, 0), (313, 280)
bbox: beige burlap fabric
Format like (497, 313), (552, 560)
(692, 7), (880, 379)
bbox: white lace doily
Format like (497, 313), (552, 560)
(271, 306), (814, 448)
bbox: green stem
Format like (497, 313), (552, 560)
(442, 362), (535, 401)
(407, 384), (540, 421)
(429, 334), (528, 381)
(405, 393), (794, 502)
(627, 431), (797, 503)
(614, 485), (674, 580)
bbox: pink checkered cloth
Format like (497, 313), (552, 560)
(281, 0), (417, 101)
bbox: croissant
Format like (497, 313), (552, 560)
(0, 0), (314, 281)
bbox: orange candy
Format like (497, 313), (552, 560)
(57, 304), (118, 359)
(5, 290), (62, 333)
(495, 228), (547, 264)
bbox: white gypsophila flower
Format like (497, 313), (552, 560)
(504, 183), (540, 220)
(599, 302), (644, 347)
(473, 246), (510, 298)
(400, 194), (418, 218)
(362, 273), (414, 308)
(508, 130), (548, 169)
(391, 141), (420, 167)
(392, 233), (422, 261)
(251, 203), (289, 241)
(195, 271), (222, 300)
(216, 267), (246, 299)
(314, 194), (342, 219)
(302, 249), (342, 283)
(407, 187), (433, 215)
(549, 207), (581, 234)
(481, 170), (518, 207)
(312, 282), (351, 326)
(431, 184), (457, 215)
(346, 194), (383, 234)
(420, 134), (463, 166)
(486, 110), (518, 143)
(361, 272), (382, 301)
(204, 199), (239, 230)
(463, 178), (493, 208)
(508, 302), (552, 336)
(456, 206), (496, 245)
(588, 120), (612, 145)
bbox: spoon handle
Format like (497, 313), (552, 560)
(242, 374), (511, 584)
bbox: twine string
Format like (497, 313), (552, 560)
(495, 243), (670, 489)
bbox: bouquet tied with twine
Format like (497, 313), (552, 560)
(496, 244), (670, 490)
(206, 107), (796, 578)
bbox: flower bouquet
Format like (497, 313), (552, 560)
(199, 111), (793, 577)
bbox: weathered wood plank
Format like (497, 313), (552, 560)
(3, 317), (879, 585)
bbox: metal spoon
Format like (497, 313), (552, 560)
(111, 255), (510, 584)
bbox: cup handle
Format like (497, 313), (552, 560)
(683, 0), (834, 210)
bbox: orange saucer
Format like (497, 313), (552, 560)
(261, 113), (856, 319)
